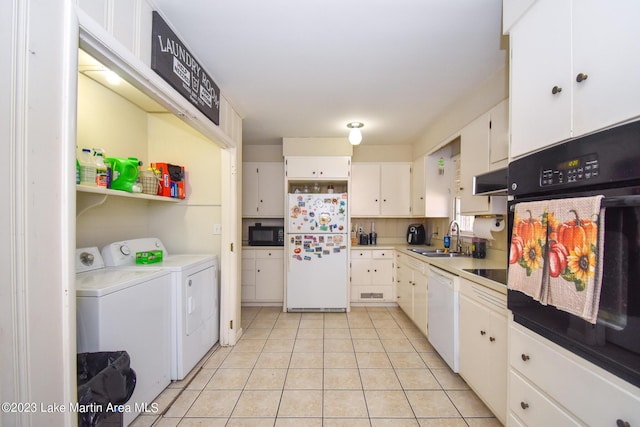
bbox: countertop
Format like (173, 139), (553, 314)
(353, 244), (508, 295)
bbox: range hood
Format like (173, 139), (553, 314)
(473, 167), (508, 196)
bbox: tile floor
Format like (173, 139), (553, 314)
(131, 306), (502, 427)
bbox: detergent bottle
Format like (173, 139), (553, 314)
(93, 148), (108, 187)
(78, 148), (96, 186)
(107, 157), (141, 192)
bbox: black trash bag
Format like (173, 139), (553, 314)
(167, 164), (184, 182)
(77, 351), (136, 427)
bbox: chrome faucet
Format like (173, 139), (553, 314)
(448, 220), (462, 253)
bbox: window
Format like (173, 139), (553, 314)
(452, 154), (474, 233)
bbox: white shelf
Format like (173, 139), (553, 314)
(76, 184), (180, 216)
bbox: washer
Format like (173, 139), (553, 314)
(101, 238), (219, 380)
(75, 247), (171, 426)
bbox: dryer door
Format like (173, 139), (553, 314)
(185, 266), (215, 335)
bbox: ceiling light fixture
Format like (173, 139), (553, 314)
(347, 122), (364, 145)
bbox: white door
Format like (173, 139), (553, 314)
(380, 164), (411, 216)
(351, 163), (381, 216)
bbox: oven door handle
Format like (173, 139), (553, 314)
(601, 194), (640, 207)
(510, 195), (640, 212)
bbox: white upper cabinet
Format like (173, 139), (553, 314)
(509, 0), (572, 158)
(285, 156), (350, 179)
(572, 0), (640, 136)
(509, 0), (640, 159)
(459, 99), (508, 214)
(351, 163), (381, 216)
(414, 152), (461, 218)
(460, 112), (491, 214)
(242, 162), (284, 217)
(351, 163), (411, 217)
(411, 156), (426, 217)
(489, 99), (509, 169)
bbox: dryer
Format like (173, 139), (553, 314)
(75, 247), (172, 426)
(101, 238), (219, 380)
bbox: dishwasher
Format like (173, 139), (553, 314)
(427, 265), (460, 372)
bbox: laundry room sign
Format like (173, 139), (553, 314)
(151, 11), (220, 125)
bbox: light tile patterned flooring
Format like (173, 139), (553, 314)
(132, 306), (502, 427)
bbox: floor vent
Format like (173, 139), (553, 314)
(360, 292), (384, 299)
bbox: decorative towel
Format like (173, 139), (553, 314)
(545, 195), (605, 324)
(508, 200), (549, 302)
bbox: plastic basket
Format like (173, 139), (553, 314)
(141, 175), (160, 195)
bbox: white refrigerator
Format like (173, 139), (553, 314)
(286, 192), (349, 311)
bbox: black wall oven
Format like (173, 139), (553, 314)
(508, 120), (640, 388)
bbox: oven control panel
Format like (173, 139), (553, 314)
(540, 153), (599, 187)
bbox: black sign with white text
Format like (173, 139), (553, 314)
(151, 11), (220, 125)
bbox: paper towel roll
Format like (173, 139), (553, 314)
(473, 217), (505, 240)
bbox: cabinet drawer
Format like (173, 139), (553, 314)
(255, 249), (283, 259)
(510, 322), (640, 426)
(509, 370), (580, 427)
(459, 278), (506, 314)
(402, 255), (425, 273)
(351, 250), (372, 259)
(242, 249), (256, 260)
(372, 250), (392, 259)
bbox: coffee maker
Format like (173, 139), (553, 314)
(407, 224), (426, 245)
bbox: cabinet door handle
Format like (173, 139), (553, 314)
(616, 419), (630, 427)
(576, 72), (589, 83)
(188, 279), (192, 287)
(520, 401), (529, 410)
(552, 85), (562, 94)
(489, 336), (496, 342)
(480, 330), (486, 336)
(373, 269), (377, 272)
(521, 354), (530, 361)
(257, 269), (261, 273)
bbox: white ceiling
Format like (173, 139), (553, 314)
(152, 0), (507, 146)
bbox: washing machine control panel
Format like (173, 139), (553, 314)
(101, 238), (168, 266)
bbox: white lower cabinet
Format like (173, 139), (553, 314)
(241, 248), (284, 304)
(350, 249), (395, 303)
(395, 253), (428, 336)
(509, 320), (640, 427)
(459, 278), (507, 424)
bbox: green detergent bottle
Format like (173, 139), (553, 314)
(107, 157), (141, 192)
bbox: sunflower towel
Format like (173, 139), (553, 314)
(544, 196), (605, 324)
(508, 195), (605, 324)
(508, 200), (549, 302)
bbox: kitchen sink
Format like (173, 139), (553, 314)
(408, 248), (468, 258)
(424, 252), (468, 258)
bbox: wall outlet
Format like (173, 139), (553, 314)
(213, 224), (222, 235)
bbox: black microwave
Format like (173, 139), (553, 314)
(248, 224), (284, 246)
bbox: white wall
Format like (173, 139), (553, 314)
(413, 66), (509, 158)
(352, 144), (413, 162)
(242, 144), (283, 163)
(147, 113), (223, 255)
